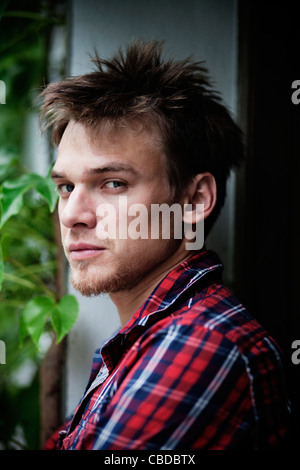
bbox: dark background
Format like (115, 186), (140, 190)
(235, 0), (300, 446)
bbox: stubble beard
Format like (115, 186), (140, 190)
(69, 258), (141, 296)
(68, 238), (181, 297)
(67, 205), (183, 297)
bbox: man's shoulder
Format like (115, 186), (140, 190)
(148, 280), (276, 360)
(167, 281), (253, 328)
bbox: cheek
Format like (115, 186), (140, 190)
(58, 201), (67, 236)
(60, 221), (68, 241)
(95, 200), (150, 241)
(95, 202), (134, 240)
(115, 235), (178, 261)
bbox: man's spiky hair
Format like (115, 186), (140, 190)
(39, 39), (244, 234)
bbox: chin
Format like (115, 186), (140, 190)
(69, 265), (141, 296)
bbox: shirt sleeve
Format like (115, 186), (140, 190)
(43, 418), (72, 450)
(89, 322), (258, 450)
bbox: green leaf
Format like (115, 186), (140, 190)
(0, 171), (58, 228)
(19, 294), (79, 348)
(19, 296), (56, 347)
(0, 185), (25, 228)
(0, 237), (3, 290)
(51, 295), (79, 343)
(3, 272), (36, 290)
(0, 149), (18, 180)
(0, 173), (39, 228)
(35, 174), (58, 212)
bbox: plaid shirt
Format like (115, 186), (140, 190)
(45, 250), (290, 450)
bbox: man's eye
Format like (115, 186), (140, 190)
(57, 183), (74, 194)
(104, 181), (126, 189)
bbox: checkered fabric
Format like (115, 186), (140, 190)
(44, 250), (290, 450)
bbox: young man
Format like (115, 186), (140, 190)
(40, 41), (290, 450)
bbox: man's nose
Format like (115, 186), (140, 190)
(59, 187), (97, 229)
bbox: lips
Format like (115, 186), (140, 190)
(68, 243), (106, 261)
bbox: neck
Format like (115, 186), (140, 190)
(110, 248), (194, 327)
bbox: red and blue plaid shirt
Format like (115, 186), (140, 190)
(45, 250), (290, 450)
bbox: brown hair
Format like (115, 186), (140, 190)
(38, 40), (244, 234)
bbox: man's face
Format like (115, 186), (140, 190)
(52, 120), (183, 296)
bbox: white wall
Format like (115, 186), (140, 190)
(64, 0), (239, 416)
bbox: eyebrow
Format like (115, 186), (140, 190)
(50, 162), (139, 180)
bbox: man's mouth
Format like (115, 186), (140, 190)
(68, 243), (106, 261)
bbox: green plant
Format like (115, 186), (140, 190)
(0, 166), (79, 348)
(0, 0), (77, 449)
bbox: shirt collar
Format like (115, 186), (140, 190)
(102, 249), (223, 348)
(86, 249), (223, 385)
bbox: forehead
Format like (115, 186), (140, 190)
(55, 119), (167, 173)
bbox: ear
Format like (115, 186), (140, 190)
(182, 172), (217, 225)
